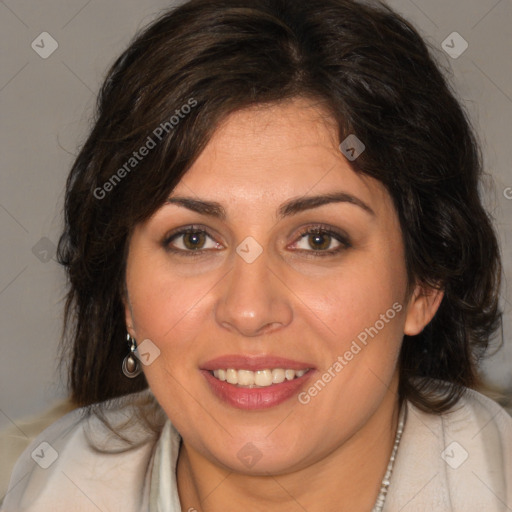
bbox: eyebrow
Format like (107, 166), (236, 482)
(165, 192), (375, 220)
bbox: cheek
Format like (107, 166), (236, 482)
(305, 253), (407, 348)
(294, 262), (406, 419)
(126, 254), (216, 349)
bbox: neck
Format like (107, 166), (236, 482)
(177, 379), (401, 512)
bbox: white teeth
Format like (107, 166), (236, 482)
(213, 369), (226, 381)
(238, 370), (254, 386)
(272, 368), (286, 384)
(254, 369), (273, 386)
(226, 368), (238, 384)
(211, 368), (309, 387)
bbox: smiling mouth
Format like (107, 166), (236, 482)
(210, 368), (311, 388)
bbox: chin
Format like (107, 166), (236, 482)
(205, 430), (310, 476)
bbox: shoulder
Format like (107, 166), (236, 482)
(419, 385), (512, 471)
(426, 386), (512, 474)
(445, 386), (512, 429)
(0, 398), (75, 503)
(421, 385), (512, 445)
(405, 381), (512, 442)
(387, 384), (512, 512)
(1, 389), (167, 512)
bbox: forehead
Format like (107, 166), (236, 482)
(203, 97), (339, 160)
(171, 97), (383, 208)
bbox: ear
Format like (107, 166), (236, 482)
(403, 283), (444, 336)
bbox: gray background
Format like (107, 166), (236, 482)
(1, 0), (511, 430)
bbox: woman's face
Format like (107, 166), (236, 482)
(124, 97), (438, 474)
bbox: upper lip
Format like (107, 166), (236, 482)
(200, 354), (314, 372)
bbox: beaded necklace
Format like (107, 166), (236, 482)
(371, 402), (407, 512)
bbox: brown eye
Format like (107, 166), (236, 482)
(182, 231), (207, 250)
(164, 226), (223, 256)
(290, 225), (352, 257)
(307, 232), (332, 251)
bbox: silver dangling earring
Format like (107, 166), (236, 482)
(122, 333), (142, 378)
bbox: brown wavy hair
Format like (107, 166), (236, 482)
(57, 0), (502, 413)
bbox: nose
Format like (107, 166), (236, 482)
(214, 247), (293, 337)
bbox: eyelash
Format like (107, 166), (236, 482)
(293, 225), (352, 257)
(162, 224), (352, 258)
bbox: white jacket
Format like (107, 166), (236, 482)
(2, 386), (511, 511)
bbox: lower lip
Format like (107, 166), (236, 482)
(201, 370), (314, 410)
